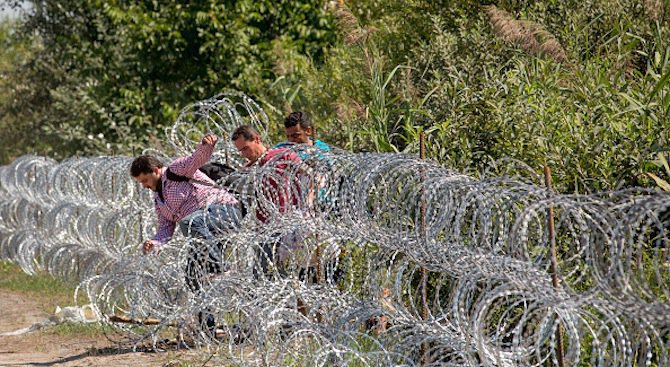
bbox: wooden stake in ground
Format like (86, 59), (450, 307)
(420, 130), (429, 365)
(543, 165), (565, 367)
(108, 315), (161, 325)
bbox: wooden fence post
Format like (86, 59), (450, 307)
(543, 165), (565, 367)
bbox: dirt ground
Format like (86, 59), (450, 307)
(0, 289), (209, 367)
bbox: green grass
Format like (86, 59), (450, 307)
(0, 260), (92, 321)
(0, 260), (85, 310)
(0, 261), (109, 338)
(42, 321), (114, 337)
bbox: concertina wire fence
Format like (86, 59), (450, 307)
(0, 92), (669, 366)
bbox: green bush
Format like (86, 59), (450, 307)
(2, 0), (669, 192)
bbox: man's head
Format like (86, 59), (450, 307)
(284, 111), (313, 145)
(130, 155), (163, 191)
(232, 125), (266, 163)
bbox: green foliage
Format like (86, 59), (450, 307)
(0, 0), (336, 161)
(2, 0), (670, 192)
(261, 0), (670, 192)
(0, 18), (45, 163)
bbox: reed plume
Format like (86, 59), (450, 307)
(335, 96), (367, 121)
(328, 1), (376, 45)
(485, 5), (567, 62)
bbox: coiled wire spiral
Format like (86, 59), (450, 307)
(0, 93), (669, 366)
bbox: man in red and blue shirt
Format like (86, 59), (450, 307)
(232, 125), (303, 224)
(275, 111), (331, 154)
(232, 125), (306, 279)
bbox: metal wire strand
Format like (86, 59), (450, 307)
(1, 94), (669, 366)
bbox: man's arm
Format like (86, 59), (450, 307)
(169, 134), (218, 178)
(143, 216), (176, 254)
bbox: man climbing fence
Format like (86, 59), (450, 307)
(130, 133), (242, 338)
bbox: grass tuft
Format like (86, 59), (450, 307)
(645, 0), (664, 21)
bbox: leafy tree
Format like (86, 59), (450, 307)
(2, 0), (670, 193)
(0, 0), (336, 159)
(0, 18), (53, 163)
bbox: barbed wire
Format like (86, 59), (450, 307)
(0, 94), (669, 366)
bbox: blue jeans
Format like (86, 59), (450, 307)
(179, 203), (241, 336)
(180, 203), (241, 292)
(179, 203), (242, 240)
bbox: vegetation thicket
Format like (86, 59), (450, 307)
(1, 3), (669, 365)
(1, 0), (669, 192)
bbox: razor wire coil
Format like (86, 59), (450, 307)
(0, 94), (669, 367)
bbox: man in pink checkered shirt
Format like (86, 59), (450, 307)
(131, 133), (240, 255)
(130, 133), (241, 337)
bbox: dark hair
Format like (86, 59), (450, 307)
(284, 111), (311, 129)
(130, 155), (163, 177)
(231, 125), (260, 141)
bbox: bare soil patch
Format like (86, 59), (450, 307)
(0, 289), (208, 367)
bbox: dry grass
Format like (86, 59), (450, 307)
(485, 5), (567, 62)
(644, 0), (664, 21)
(401, 63), (418, 101)
(328, 1), (376, 45)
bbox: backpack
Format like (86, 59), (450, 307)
(165, 162), (236, 183)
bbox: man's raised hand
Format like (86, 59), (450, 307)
(202, 133), (218, 146)
(142, 239), (159, 255)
